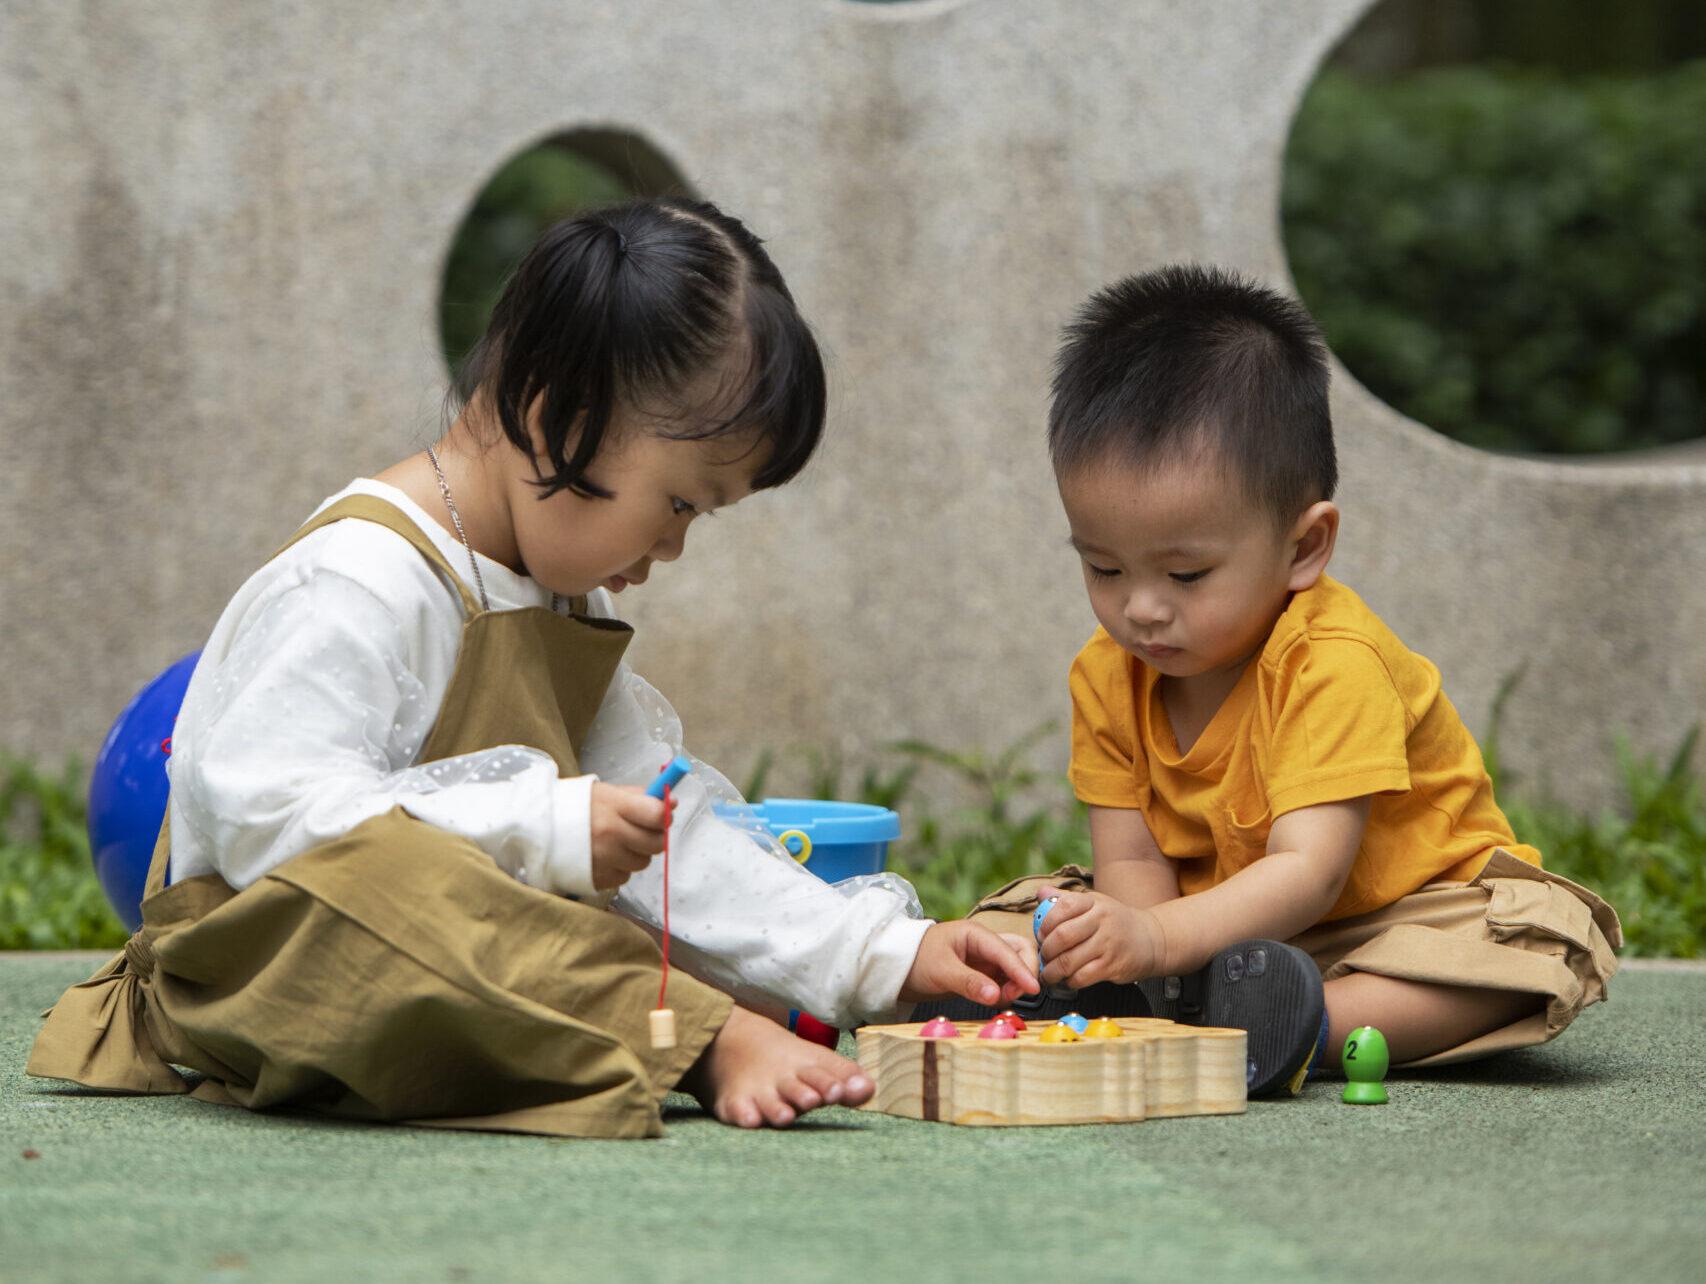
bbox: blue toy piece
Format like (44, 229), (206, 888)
(645, 756), (691, 799)
(1029, 897), (1059, 989)
(1057, 1012), (1089, 1034)
(87, 652), (201, 932)
(1033, 896), (1058, 942)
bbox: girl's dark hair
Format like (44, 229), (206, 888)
(1048, 264), (1335, 521)
(454, 197), (825, 499)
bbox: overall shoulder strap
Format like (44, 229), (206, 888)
(274, 494), (481, 617)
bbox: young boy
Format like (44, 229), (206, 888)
(937, 265), (1620, 1096)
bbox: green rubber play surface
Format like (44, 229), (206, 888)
(3, 955), (1702, 1283)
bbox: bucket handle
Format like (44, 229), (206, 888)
(777, 829), (813, 865)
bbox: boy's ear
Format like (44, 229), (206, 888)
(1286, 501), (1338, 591)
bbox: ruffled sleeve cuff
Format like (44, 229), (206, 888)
(543, 774), (598, 899)
(848, 912), (935, 1025)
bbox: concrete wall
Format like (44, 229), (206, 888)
(3, 0), (1701, 808)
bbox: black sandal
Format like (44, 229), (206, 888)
(1137, 939), (1326, 1097)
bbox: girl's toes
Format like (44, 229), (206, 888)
(720, 1095), (763, 1129)
(780, 1077), (824, 1115)
(799, 1065), (844, 1105)
(758, 1089), (797, 1128)
(837, 1070), (875, 1107)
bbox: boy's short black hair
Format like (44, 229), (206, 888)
(455, 196), (825, 500)
(1048, 264), (1336, 520)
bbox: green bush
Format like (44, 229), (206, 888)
(1483, 675), (1704, 957)
(746, 726), (1091, 923)
(4, 719), (1701, 956)
(880, 728), (1093, 922)
(1503, 733), (1705, 957)
(438, 146), (630, 369)
(1283, 62), (1706, 454)
(809, 719), (1703, 957)
(0, 758), (127, 950)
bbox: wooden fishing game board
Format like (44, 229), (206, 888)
(855, 1018), (1247, 1126)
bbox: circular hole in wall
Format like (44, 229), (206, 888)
(1282, 0), (1706, 455)
(438, 129), (695, 370)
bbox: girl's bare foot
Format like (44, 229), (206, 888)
(682, 1005), (875, 1128)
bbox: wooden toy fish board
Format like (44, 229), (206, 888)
(855, 1018), (1246, 1126)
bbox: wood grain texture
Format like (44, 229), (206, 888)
(855, 1018), (1246, 1127)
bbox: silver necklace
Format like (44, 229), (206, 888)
(425, 444), (491, 612)
(425, 445), (566, 615)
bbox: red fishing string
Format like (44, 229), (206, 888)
(657, 782), (671, 1011)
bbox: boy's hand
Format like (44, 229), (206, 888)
(589, 782), (672, 890)
(1034, 886), (1166, 988)
(898, 920), (1041, 1007)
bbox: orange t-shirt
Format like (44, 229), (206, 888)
(1067, 575), (1539, 921)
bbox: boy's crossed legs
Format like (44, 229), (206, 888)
(918, 859), (1613, 1093)
(1323, 972), (1541, 1067)
(697, 923), (1540, 1121)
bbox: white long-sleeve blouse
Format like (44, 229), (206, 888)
(165, 479), (928, 1025)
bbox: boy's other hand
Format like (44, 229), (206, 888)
(1035, 886), (1165, 988)
(898, 920), (1041, 1007)
(589, 782), (672, 890)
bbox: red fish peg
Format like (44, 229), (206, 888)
(977, 1018), (1020, 1039)
(992, 1010), (1027, 1032)
(918, 1016), (961, 1038)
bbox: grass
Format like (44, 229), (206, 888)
(3, 712), (1703, 955)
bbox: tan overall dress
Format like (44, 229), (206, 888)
(28, 496), (732, 1137)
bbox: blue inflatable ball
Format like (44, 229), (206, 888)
(87, 652), (201, 931)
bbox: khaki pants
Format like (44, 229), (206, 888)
(961, 849), (1620, 1066)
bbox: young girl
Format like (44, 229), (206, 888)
(29, 197), (1036, 1136)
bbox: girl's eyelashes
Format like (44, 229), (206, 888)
(1169, 569), (1208, 584)
(670, 497), (696, 516)
(1084, 561), (1119, 580)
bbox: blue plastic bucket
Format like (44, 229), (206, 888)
(726, 798), (900, 884)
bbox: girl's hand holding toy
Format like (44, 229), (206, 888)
(588, 781), (675, 891)
(592, 756), (691, 892)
